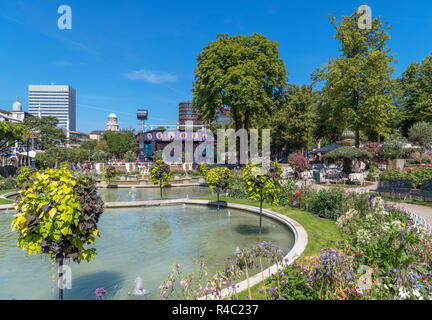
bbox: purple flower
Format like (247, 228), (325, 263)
(95, 288), (107, 300)
(368, 194), (374, 208)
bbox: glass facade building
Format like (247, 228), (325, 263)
(28, 84), (76, 131)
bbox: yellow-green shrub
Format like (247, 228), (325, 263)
(11, 164), (104, 263)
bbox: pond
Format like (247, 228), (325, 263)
(98, 186), (214, 202)
(0, 205), (295, 300)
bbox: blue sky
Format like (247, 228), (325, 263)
(0, 0), (431, 133)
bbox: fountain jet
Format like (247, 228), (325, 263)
(128, 276), (148, 296)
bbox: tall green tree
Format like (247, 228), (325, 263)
(103, 130), (136, 158)
(79, 140), (97, 151)
(192, 33), (288, 131)
(271, 85), (318, 154)
(23, 116), (66, 150)
(397, 54), (432, 135)
(408, 122), (432, 150)
(312, 9), (397, 147)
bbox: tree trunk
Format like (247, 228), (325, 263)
(58, 255), (64, 300)
(160, 181), (162, 199)
(259, 188), (263, 237)
(355, 127), (360, 148)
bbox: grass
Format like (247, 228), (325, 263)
(0, 188), (16, 196)
(0, 188), (16, 205)
(199, 195), (345, 300)
(0, 198), (13, 205)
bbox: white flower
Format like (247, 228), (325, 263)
(412, 289), (423, 300)
(399, 287), (409, 299)
(381, 222), (390, 232)
(346, 209), (358, 219)
(391, 220), (404, 232)
(356, 229), (371, 245)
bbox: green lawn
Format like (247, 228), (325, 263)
(0, 198), (14, 205)
(200, 195), (345, 300)
(0, 188), (16, 196)
(0, 189), (16, 205)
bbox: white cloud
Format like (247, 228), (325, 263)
(125, 70), (178, 84)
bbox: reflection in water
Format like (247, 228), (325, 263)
(147, 213), (172, 243)
(0, 205), (294, 300)
(99, 186), (213, 202)
(234, 225), (271, 235)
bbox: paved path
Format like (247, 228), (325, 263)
(385, 201), (432, 226)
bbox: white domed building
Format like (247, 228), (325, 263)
(106, 113), (119, 131)
(0, 97), (32, 123)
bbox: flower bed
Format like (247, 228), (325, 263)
(262, 196), (432, 300)
(381, 164), (432, 189)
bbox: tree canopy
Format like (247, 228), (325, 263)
(103, 130), (136, 158)
(0, 121), (30, 152)
(23, 116), (66, 150)
(312, 10), (397, 146)
(397, 55), (432, 135)
(271, 84), (319, 154)
(192, 33), (288, 131)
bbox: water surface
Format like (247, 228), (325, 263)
(99, 186), (213, 202)
(0, 205), (294, 300)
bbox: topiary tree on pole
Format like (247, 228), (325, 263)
(323, 147), (372, 174)
(150, 160), (171, 198)
(103, 165), (116, 186)
(242, 161), (282, 235)
(207, 167), (230, 203)
(11, 164), (104, 300)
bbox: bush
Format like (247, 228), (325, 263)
(150, 160), (171, 187)
(360, 142), (382, 162)
(12, 164), (104, 264)
(288, 153), (308, 177)
(242, 161), (282, 205)
(0, 177), (17, 190)
(123, 151), (137, 163)
(306, 188), (345, 219)
(408, 121), (432, 149)
(380, 164), (432, 189)
(199, 163), (209, 177)
(0, 165), (18, 178)
(207, 167), (230, 201)
(152, 150), (163, 161)
(227, 175), (248, 199)
(381, 136), (408, 159)
(278, 180), (297, 206)
(367, 165), (380, 181)
(92, 150), (110, 163)
(103, 166), (116, 184)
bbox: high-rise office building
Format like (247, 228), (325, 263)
(28, 84), (76, 131)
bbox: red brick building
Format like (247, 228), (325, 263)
(178, 101), (203, 125)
